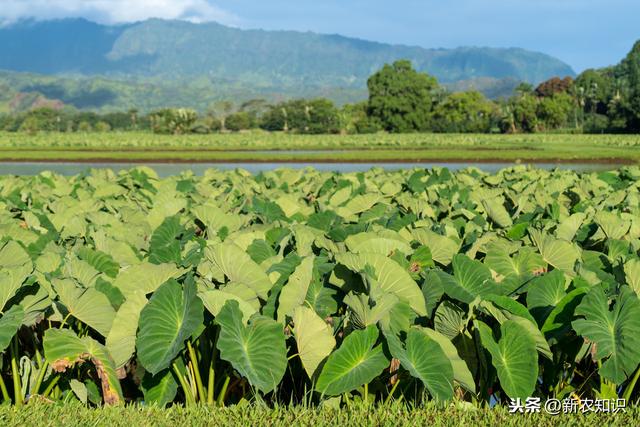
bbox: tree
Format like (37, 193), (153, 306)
(149, 108), (198, 134)
(209, 101), (234, 131)
(431, 91), (496, 133)
(225, 112), (253, 132)
(535, 77), (574, 98)
(536, 93), (574, 130)
(367, 60), (440, 132)
(621, 40), (640, 131)
(500, 94), (538, 133)
(305, 99), (340, 134)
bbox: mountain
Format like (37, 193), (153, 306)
(0, 18), (575, 111)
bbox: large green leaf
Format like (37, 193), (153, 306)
(345, 231), (412, 255)
(206, 243), (273, 300)
(142, 369), (178, 407)
(215, 300), (287, 393)
(422, 328), (475, 393)
(277, 256), (314, 321)
(293, 306), (336, 379)
(482, 197), (513, 228)
(530, 230), (580, 274)
(412, 229), (460, 266)
(0, 304), (23, 353)
(316, 325), (388, 396)
(0, 266), (31, 311)
(54, 279), (116, 337)
(78, 247), (120, 279)
(526, 269), (566, 323)
(106, 292), (148, 368)
(386, 328), (454, 401)
(625, 258), (640, 295)
(136, 279), (204, 375)
(43, 328), (123, 405)
(335, 252), (427, 316)
(113, 262), (183, 297)
(436, 255), (501, 304)
(572, 286), (640, 384)
(199, 289), (257, 323)
(475, 320), (538, 399)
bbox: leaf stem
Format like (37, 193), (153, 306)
(384, 379), (401, 406)
(0, 374), (10, 402)
(172, 362), (195, 407)
(187, 340), (206, 403)
(217, 376), (230, 407)
(623, 365), (640, 402)
(11, 337), (23, 407)
(32, 362), (49, 397)
(41, 375), (60, 398)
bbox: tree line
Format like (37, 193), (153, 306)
(2, 41), (639, 135)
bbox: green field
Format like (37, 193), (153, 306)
(0, 132), (639, 162)
(1, 402), (637, 427)
(1, 165), (639, 414)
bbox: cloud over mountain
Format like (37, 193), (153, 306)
(0, 0), (239, 26)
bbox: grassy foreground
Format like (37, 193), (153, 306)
(1, 402), (638, 427)
(0, 131), (639, 162)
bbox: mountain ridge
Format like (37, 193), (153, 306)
(0, 18), (574, 85)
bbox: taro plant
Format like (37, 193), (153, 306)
(0, 165), (640, 408)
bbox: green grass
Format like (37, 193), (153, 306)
(0, 132), (639, 163)
(1, 402), (637, 427)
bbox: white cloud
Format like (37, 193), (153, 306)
(0, 0), (240, 26)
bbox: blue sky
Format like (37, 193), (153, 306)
(2, 0), (638, 72)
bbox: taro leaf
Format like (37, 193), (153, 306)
(293, 306), (336, 379)
(530, 230), (580, 274)
(206, 243), (273, 300)
(0, 240), (32, 269)
(482, 197), (513, 228)
(0, 266), (31, 311)
(69, 379), (88, 404)
(136, 279), (203, 375)
(422, 328), (475, 393)
(113, 262), (183, 297)
(385, 328), (454, 401)
(316, 325), (388, 396)
(142, 369), (178, 407)
(475, 320), (538, 399)
(215, 300), (287, 393)
(148, 216), (183, 265)
(199, 290), (257, 324)
(572, 286), (640, 384)
(106, 292), (148, 369)
(54, 279), (116, 337)
(345, 231), (412, 256)
(422, 271), (445, 317)
(78, 248), (120, 278)
(526, 269), (567, 323)
(434, 301), (466, 340)
(624, 258), (640, 295)
(304, 279), (338, 319)
(43, 328), (123, 405)
(437, 255), (501, 304)
(246, 240), (277, 264)
(541, 288), (588, 343)
(277, 256), (314, 321)
(595, 211), (631, 240)
(335, 252), (427, 316)
(481, 295), (552, 360)
(556, 213), (586, 242)
(412, 229), (460, 266)
(0, 304), (24, 353)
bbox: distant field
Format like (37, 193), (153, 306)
(0, 132), (639, 163)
